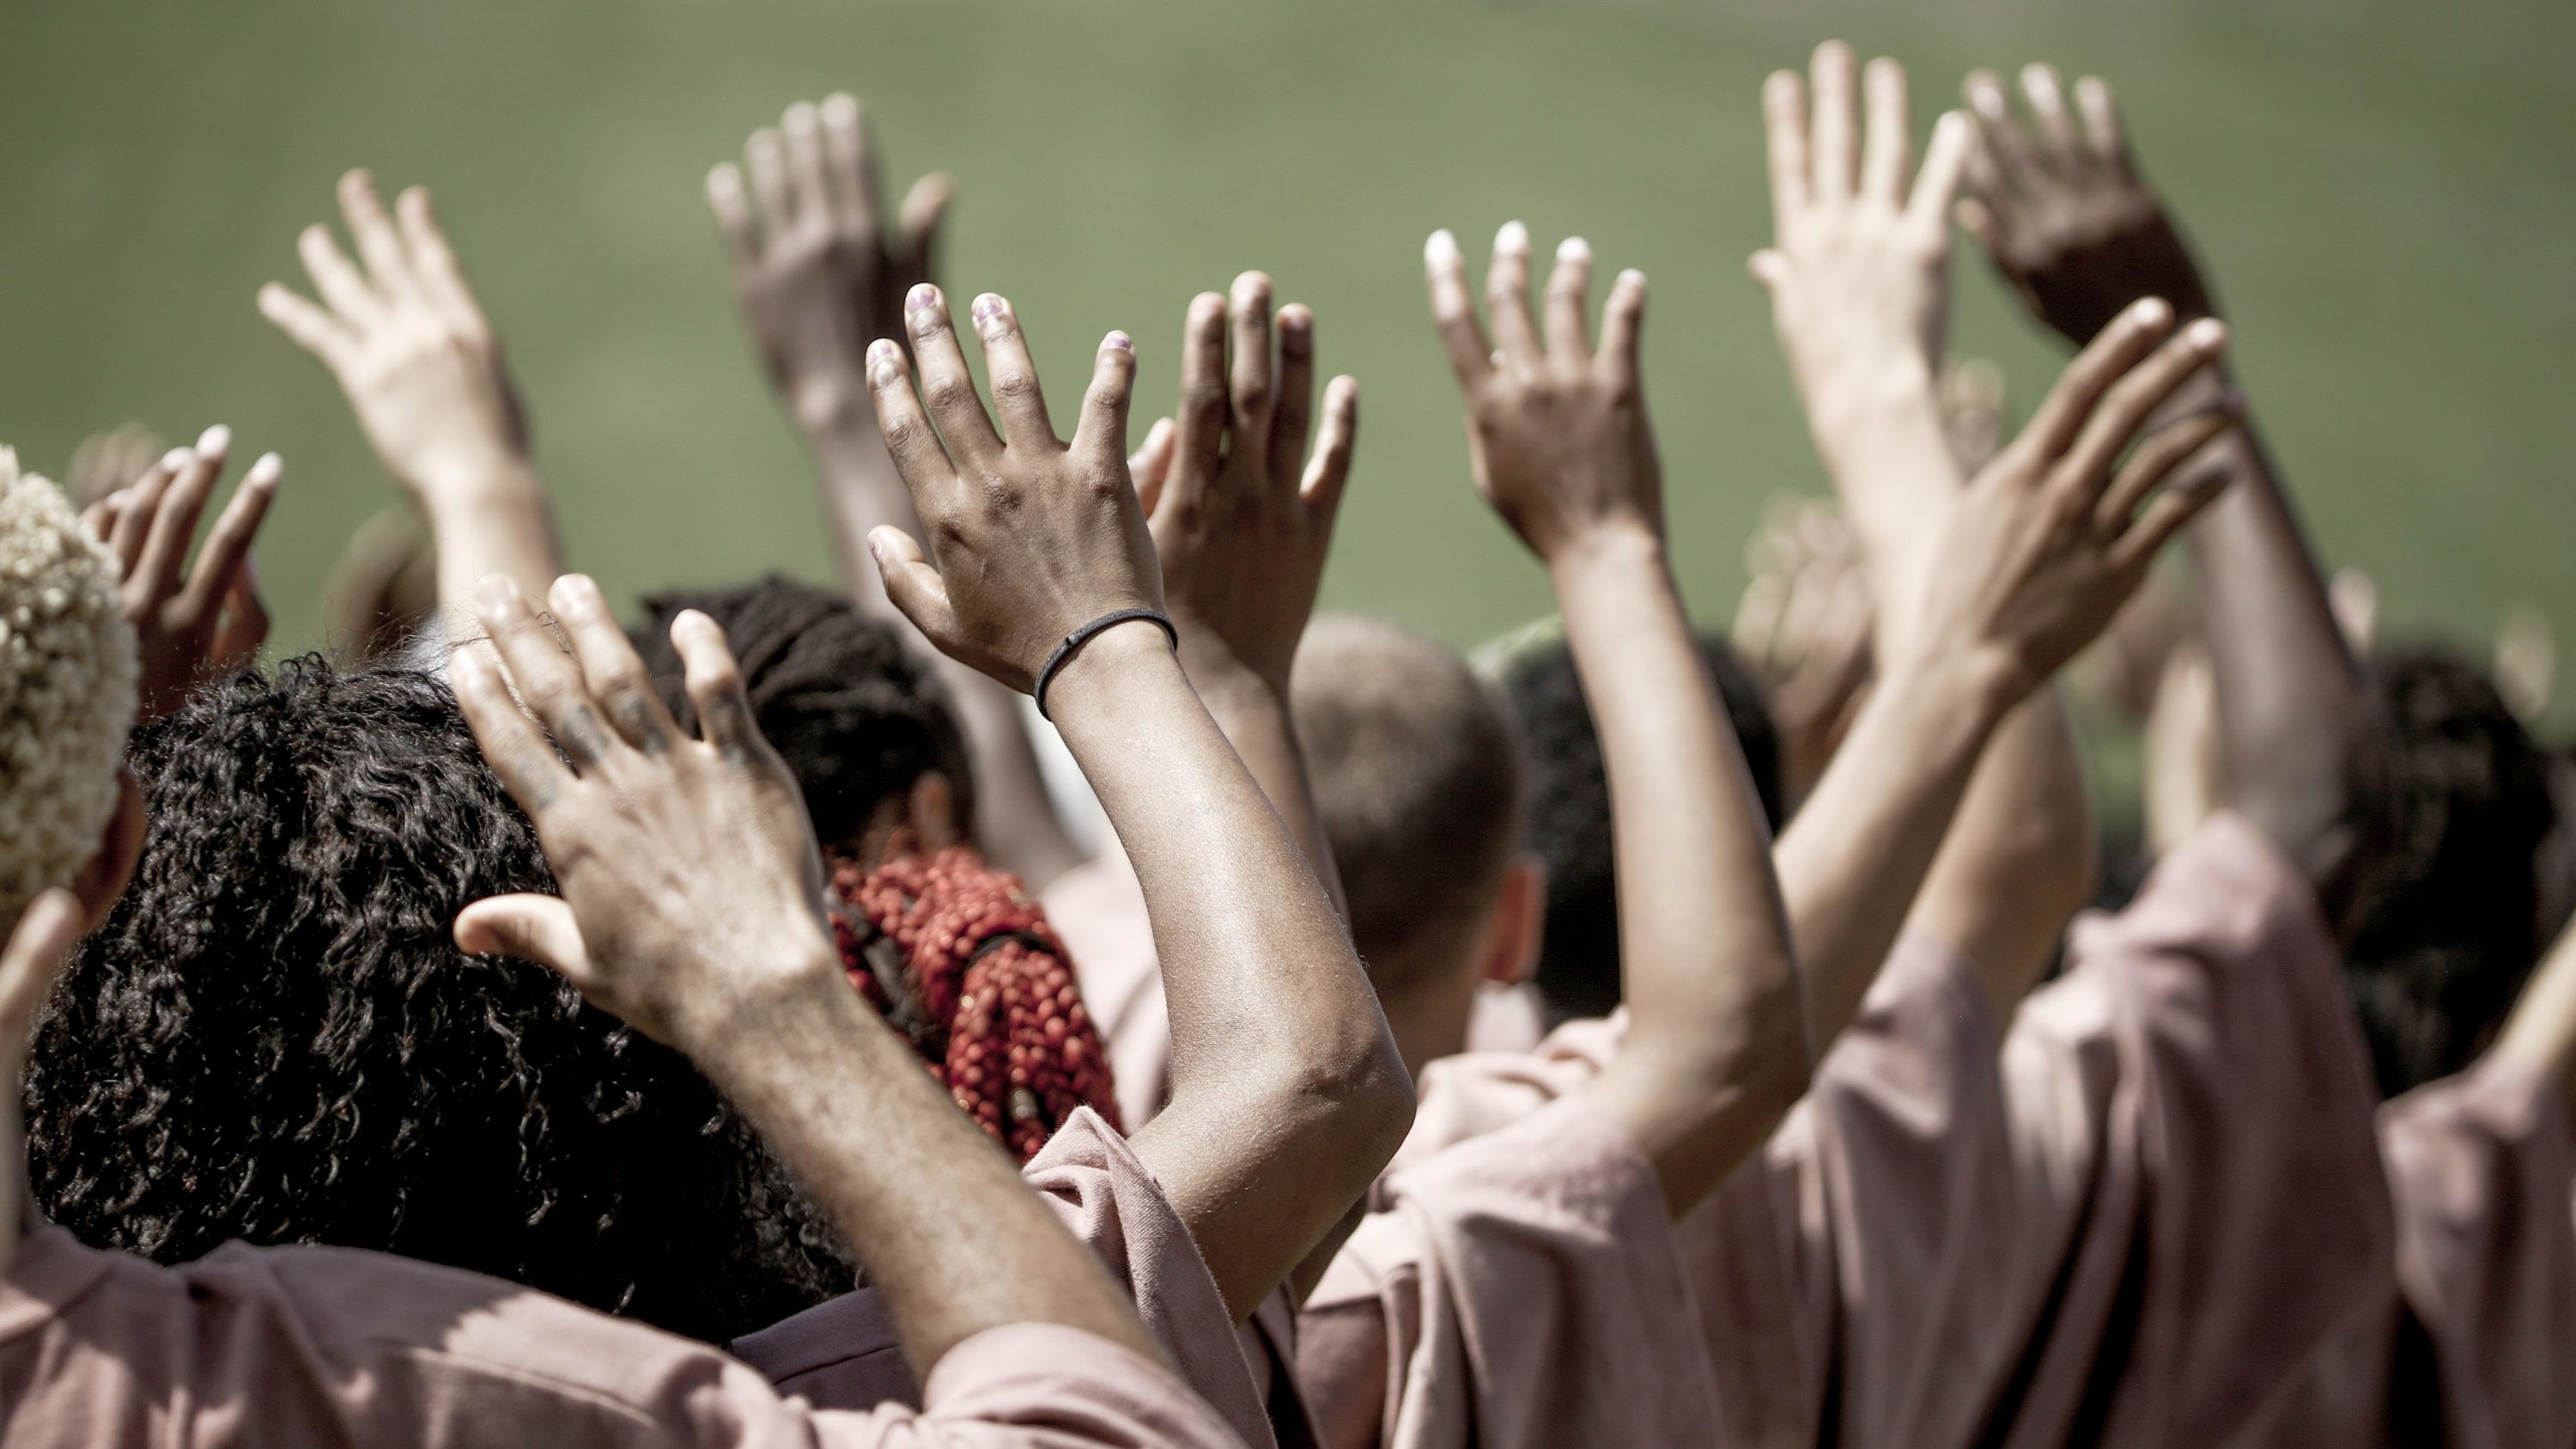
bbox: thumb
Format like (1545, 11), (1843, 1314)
(1747, 249), (1793, 291)
(868, 527), (958, 643)
(455, 894), (595, 989)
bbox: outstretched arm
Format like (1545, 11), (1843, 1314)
(260, 172), (560, 636)
(2, 893), (86, 1266)
(1427, 223), (1805, 1211)
(858, 287), (1409, 1322)
(707, 97), (1081, 889)
(1753, 43), (2096, 1025)
(2494, 912), (2576, 1119)
(1962, 65), (2391, 927)
(1142, 273), (1359, 911)
(448, 574), (1158, 1379)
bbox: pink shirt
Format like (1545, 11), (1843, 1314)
(731, 1108), (1284, 1449)
(0, 1227), (1244, 1448)
(1371, 813), (2391, 1448)
(1297, 1093), (1720, 1449)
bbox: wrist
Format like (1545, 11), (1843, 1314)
(1876, 642), (2023, 744)
(665, 931), (848, 1062)
(1543, 519), (1667, 586)
(414, 454), (545, 520)
(1037, 616), (1182, 721)
(793, 381), (880, 444)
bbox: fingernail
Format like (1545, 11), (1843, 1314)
(160, 447), (192, 472)
(906, 283), (939, 315)
(560, 575), (607, 618)
(1496, 220), (1530, 253)
(246, 454), (283, 487)
(1618, 268), (1647, 288)
(2185, 318), (2227, 348)
(2133, 297), (2173, 327)
(970, 292), (1005, 325)
(1425, 229), (1459, 265)
(1558, 236), (1592, 265)
(822, 94), (858, 124)
(1104, 331), (1133, 352)
(195, 424), (231, 456)
(474, 575), (514, 612)
(866, 535), (883, 563)
(866, 338), (903, 382)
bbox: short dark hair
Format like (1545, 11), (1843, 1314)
(629, 577), (975, 851)
(24, 660), (852, 1342)
(1293, 615), (1524, 997)
(2343, 646), (2558, 1098)
(1499, 631), (1782, 1024)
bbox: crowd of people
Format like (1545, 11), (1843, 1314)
(1, 38), (2569, 1448)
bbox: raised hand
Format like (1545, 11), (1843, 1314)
(709, 94), (954, 431)
(1752, 43), (1972, 411)
(63, 423), (166, 509)
(260, 172), (532, 506)
(84, 427), (278, 722)
(1910, 298), (2236, 692)
(861, 286), (1163, 693)
(1960, 65), (2216, 345)
(1426, 222), (1657, 563)
(1145, 274), (1358, 695)
(1730, 494), (1875, 801)
(450, 575), (835, 1048)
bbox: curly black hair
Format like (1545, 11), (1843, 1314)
(23, 659), (852, 1342)
(2342, 646), (2559, 1099)
(629, 577), (975, 852)
(1499, 631), (1783, 1025)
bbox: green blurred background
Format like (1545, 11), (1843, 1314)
(3, 0), (2571, 741)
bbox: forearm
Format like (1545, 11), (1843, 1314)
(1553, 529), (1807, 1212)
(2493, 916), (2576, 1117)
(2179, 381), (2388, 916)
(689, 953), (1158, 1373)
(809, 410), (1086, 888)
(1054, 628), (1407, 1319)
(424, 462), (565, 641)
(1188, 662), (1347, 914)
(1797, 358), (2094, 1014)
(1772, 648), (2017, 1044)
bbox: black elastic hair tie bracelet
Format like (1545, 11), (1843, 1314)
(1033, 607), (1178, 720)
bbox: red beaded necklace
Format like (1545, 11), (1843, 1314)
(826, 844), (1123, 1161)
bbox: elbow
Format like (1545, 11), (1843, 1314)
(1257, 1021), (1418, 1187)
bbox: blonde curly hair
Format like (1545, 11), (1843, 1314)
(0, 447), (137, 926)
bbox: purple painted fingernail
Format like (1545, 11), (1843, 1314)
(906, 283), (939, 314)
(970, 293), (1005, 324)
(1105, 331), (1133, 352)
(866, 338), (902, 382)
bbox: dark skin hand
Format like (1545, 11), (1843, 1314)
(862, 287), (1409, 1322)
(1962, 64), (2391, 929)
(448, 575), (1160, 1378)
(82, 428), (277, 723)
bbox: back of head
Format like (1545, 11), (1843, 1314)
(0, 449), (137, 928)
(629, 576), (975, 850)
(25, 659), (850, 1341)
(1293, 614), (1522, 999)
(2343, 645), (2558, 1099)
(1498, 630), (1782, 1023)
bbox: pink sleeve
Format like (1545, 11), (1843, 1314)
(1041, 859), (1172, 1130)
(732, 1109), (1276, 1449)
(1297, 1094), (1720, 1449)
(0, 1232), (1246, 1448)
(1995, 812), (2392, 1446)
(1687, 931), (2016, 1449)
(2381, 1056), (2576, 1449)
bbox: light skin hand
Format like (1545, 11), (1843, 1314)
(2, 891), (86, 1267)
(1960, 65), (2216, 345)
(259, 171), (561, 621)
(860, 291), (1410, 1320)
(83, 428), (278, 723)
(1431, 222), (1807, 1213)
(710, 94), (953, 435)
(448, 573), (1160, 1374)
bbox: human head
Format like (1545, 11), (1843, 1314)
(1292, 614), (1539, 1073)
(629, 576), (974, 860)
(24, 660), (852, 1342)
(2342, 646), (2559, 1099)
(629, 577), (1117, 1159)
(0, 449), (142, 936)
(1497, 628), (1783, 1024)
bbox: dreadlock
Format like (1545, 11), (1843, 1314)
(633, 577), (1117, 1159)
(23, 660), (854, 1342)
